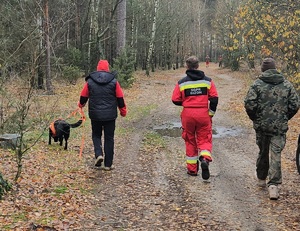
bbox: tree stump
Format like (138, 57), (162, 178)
(0, 134), (20, 149)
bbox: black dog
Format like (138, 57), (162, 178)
(49, 119), (83, 150)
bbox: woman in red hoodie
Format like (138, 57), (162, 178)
(78, 60), (127, 170)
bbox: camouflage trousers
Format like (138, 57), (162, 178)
(255, 132), (286, 186)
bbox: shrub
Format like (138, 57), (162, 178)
(0, 173), (11, 200)
(61, 65), (83, 84)
(112, 47), (136, 88)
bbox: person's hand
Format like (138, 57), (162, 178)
(120, 107), (127, 117)
(119, 107), (127, 117)
(77, 101), (85, 108)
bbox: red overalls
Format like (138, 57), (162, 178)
(172, 69), (218, 174)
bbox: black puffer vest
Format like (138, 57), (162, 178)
(86, 71), (117, 121)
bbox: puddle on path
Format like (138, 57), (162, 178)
(212, 126), (243, 138)
(153, 122), (182, 137)
(153, 122), (243, 138)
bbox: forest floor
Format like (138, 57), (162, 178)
(1, 62), (300, 231)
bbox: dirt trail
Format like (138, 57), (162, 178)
(82, 63), (300, 231)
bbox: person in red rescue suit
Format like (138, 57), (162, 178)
(205, 55), (210, 68)
(172, 56), (219, 179)
(78, 60), (127, 170)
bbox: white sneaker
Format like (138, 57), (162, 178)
(102, 165), (115, 171)
(95, 155), (104, 167)
(268, 185), (279, 200)
(257, 179), (266, 187)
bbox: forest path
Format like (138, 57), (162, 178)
(82, 63), (300, 231)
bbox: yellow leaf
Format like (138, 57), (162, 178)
(279, 17), (285, 23)
(256, 34), (262, 41)
(278, 41), (285, 48)
(283, 31), (290, 38)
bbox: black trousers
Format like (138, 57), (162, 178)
(91, 119), (115, 167)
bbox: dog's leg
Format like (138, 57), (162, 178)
(59, 137), (63, 147)
(49, 129), (52, 145)
(64, 134), (69, 150)
(64, 139), (68, 150)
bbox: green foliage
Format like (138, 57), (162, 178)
(53, 186), (68, 194)
(112, 47), (136, 88)
(57, 47), (84, 84)
(62, 47), (83, 68)
(61, 65), (83, 84)
(214, 0), (300, 79)
(12, 212), (27, 222)
(143, 132), (165, 148)
(0, 173), (12, 200)
(218, 0), (300, 85)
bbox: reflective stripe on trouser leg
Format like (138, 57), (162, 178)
(186, 156), (198, 164)
(184, 137), (198, 173)
(199, 150), (212, 162)
(195, 117), (212, 159)
(182, 127), (198, 173)
(186, 156), (199, 173)
(181, 108), (207, 173)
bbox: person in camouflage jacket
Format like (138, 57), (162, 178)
(244, 58), (300, 200)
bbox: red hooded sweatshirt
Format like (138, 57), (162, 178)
(78, 60), (127, 117)
(97, 60), (109, 71)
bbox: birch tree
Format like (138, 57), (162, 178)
(43, 0), (53, 94)
(88, 0), (94, 65)
(145, 0), (159, 76)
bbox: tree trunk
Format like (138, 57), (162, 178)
(37, 14), (44, 89)
(44, 0), (53, 94)
(117, 0), (126, 55)
(146, 0), (159, 76)
(87, 0), (95, 71)
(166, 20), (171, 70)
(176, 27), (179, 69)
(75, 1), (81, 48)
(130, 1), (137, 70)
(161, 34), (166, 70)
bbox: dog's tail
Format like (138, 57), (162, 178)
(70, 119), (83, 128)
